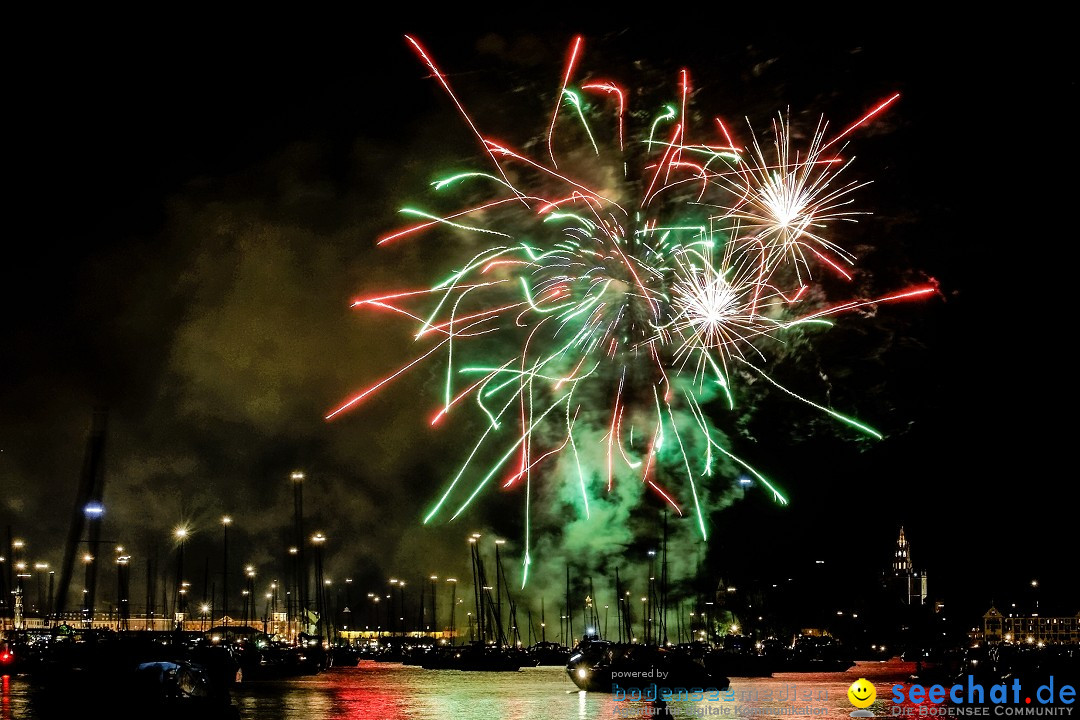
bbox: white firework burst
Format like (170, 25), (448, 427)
(720, 114), (870, 283)
(665, 246), (774, 384)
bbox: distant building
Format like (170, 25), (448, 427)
(796, 627), (832, 638)
(980, 606), (1080, 646)
(886, 527), (927, 606)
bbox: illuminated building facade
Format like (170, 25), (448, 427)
(980, 606), (1080, 645)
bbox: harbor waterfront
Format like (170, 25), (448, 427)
(0, 659), (935, 719)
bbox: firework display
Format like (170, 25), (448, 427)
(328, 36), (934, 582)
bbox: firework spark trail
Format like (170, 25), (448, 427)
(328, 36), (934, 579)
(581, 81), (626, 151)
(548, 36), (585, 168)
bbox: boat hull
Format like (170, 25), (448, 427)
(566, 641), (729, 694)
(421, 645), (522, 671)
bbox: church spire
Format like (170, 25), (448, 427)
(893, 526), (911, 574)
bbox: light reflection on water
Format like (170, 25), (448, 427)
(233, 659), (914, 719)
(2, 659), (917, 719)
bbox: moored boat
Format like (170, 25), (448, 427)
(527, 640), (571, 666)
(566, 639), (729, 693)
(422, 642), (523, 671)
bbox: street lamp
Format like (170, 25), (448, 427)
(116, 552), (131, 630)
(311, 533), (327, 640)
(222, 516), (232, 627)
(344, 578), (353, 630)
(13, 559), (31, 631)
(32, 563), (48, 616)
(81, 553), (94, 624)
(428, 575), (438, 636)
(47, 569), (55, 624)
(244, 565), (256, 625)
(173, 526), (190, 628)
(398, 581), (406, 636)
(446, 578), (458, 644)
(291, 471), (307, 625)
(369, 594), (382, 638)
(388, 578), (406, 636)
(287, 546), (299, 628)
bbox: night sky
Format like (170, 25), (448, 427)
(2, 22), (1075, 624)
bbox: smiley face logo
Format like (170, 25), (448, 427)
(848, 678), (876, 708)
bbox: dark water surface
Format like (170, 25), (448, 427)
(4, 659), (918, 718)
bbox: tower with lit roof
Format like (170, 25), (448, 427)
(889, 527), (927, 605)
(893, 526), (912, 574)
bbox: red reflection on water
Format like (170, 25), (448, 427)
(329, 672), (405, 719)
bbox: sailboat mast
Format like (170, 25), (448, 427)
(565, 565), (573, 646)
(470, 538), (482, 644)
(662, 510), (669, 646)
(494, 541), (503, 646)
(615, 567), (623, 643)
